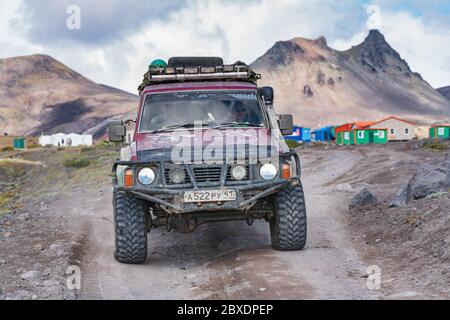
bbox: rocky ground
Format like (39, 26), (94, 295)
(342, 140), (450, 298)
(0, 145), (118, 299)
(0, 140), (449, 300)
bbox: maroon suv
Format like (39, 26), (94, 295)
(108, 57), (307, 264)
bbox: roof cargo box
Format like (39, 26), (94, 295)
(168, 57), (224, 68)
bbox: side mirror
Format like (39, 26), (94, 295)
(259, 86), (274, 106)
(278, 114), (294, 136)
(108, 121), (126, 143)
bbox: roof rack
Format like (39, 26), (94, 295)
(138, 61), (261, 92)
(148, 64), (260, 82)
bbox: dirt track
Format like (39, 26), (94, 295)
(1, 143), (449, 300)
(54, 148), (379, 300)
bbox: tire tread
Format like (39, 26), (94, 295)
(114, 191), (148, 264)
(270, 183), (307, 250)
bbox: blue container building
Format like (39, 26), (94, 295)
(285, 126), (311, 143)
(312, 126), (335, 142)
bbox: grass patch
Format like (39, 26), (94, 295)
(81, 146), (94, 153)
(0, 163), (27, 179)
(423, 140), (449, 152)
(63, 158), (91, 169)
(286, 140), (301, 149)
(0, 190), (16, 216)
(0, 162), (30, 216)
(0, 190), (15, 207)
(2, 146), (14, 152)
(96, 140), (113, 147)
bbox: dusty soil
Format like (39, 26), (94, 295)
(0, 141), (449, 300)
(341, 142), (450, 299)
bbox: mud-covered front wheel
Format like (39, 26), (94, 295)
(113, 190), (148, 264)
(270, 182), (307, 250)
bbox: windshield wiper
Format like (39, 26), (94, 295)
(151, 123), (209, 133)
(213, 122), (264, 129)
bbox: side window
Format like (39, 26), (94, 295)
(344, 132), (350, 140)
(358, 131), (364, 139)
(379, 131), (385, 139)
(390, 128), (395, 135)
(438, 128), (445, 135)
(405, 128), (410, 134)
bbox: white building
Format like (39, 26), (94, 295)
(367, 116), (417, 141)
(39, 133), (93, 147)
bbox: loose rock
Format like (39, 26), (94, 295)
(4, 232), (13, 238)
(20, 270), (36, 280)
(389, 180), (413, 208)
(411, 159), (450, 199)
(350, 188), (378, 209)
(335, 183), (353, 193)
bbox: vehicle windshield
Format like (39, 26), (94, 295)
(139, 91), (267, 132)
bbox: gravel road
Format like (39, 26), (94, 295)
(59, 149), (380, 299)
(5, 143), (447, 300)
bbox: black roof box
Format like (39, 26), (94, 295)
(168, 57), (224, 68)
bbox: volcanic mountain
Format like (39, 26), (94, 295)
(0, 54), (138, 138)
(437, 86), (450, 101)
(252, 30), (450, 127)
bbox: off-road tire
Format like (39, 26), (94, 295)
(113, 190), (148, 264)
(270, 182), (307, 251)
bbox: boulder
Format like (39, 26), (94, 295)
(411, 158), (450, 199)
(350, 188), (378, 209)
(389, 181), (413, 208)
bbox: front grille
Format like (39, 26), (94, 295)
(163, 164), (253, 185)
(193, 167), (222, 183)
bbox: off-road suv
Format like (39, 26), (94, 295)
(108, 57), (307, 264)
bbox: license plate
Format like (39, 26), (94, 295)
(184, 190), (237, 203)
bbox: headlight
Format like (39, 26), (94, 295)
(231, 165), (247, 181)
(138, 168), (156, 185)
(260, 163), (278, 180)
(169, 168), (186, 184)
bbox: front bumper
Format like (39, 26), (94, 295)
(112, 151), (301, 214)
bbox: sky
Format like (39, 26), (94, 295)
(1, 0), (449, 93)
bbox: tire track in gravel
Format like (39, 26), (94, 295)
(62, 149), (381, 299)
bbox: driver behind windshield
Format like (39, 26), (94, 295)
(228, 101), (247, 123)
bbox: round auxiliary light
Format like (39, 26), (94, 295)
(138, 168), (156, 185)
(260, 163), (278, 180)
(231, 165), (247, 181)
(169, 168), (186, 184)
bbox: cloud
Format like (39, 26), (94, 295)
(45, 0), (367, 92)
(0, 1), (41, 57)
(2, 0), (449, 92)
(18, 0), (188, 44)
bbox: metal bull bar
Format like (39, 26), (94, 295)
(111, 151), (301, 214)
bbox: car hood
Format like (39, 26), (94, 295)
(135, 128), (285, 160)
